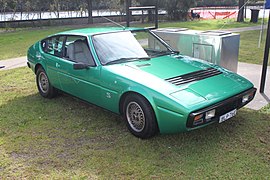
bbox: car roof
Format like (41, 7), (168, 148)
(56, 27), (145, 36)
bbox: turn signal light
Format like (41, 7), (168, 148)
(193, 114), (204, 125)
(194, 114), (203, 121)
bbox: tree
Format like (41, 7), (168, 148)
(49, 0), (60, 18)
(196, 0), (237, 7)
(136, 0), (158, 22)
(164, 0), (196, 20)
(86, 0), (93, 24)
(0, 0), (11, 18)
(237, 0), (245, 22)
(104, 0), (126, 15)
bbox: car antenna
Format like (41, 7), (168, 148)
(101, 16), (126, 30)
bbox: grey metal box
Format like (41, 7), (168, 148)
(151, 28), (240, 72)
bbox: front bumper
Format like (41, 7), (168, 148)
(187, 87), (257, 128)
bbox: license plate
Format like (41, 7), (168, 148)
(219, 109), (237, 123)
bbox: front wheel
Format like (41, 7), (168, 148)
(36, 67), (57, 98)
(123, 94), (158, 139)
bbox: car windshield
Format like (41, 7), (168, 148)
(92, 30), (176, 65)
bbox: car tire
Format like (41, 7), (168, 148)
(123, 94), (158, 139)
(36, 67), (57, 98)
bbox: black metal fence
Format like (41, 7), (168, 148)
(0, 13), (166, 28)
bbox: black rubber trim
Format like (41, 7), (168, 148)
(186, 87), (257, 128)
(27, 62), (30, 68)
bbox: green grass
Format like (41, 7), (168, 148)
(238, 30), (267, 65)
(151, 18), (264, 30)
(0, 27), (73, 60)
(0, 67), (270, 179)
(0, 19), (264, 60)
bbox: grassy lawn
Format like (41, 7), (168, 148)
(0, 19), (264, 60)
(0, 27), (73, 60)
(0, 19), (269, 179)
(0, 67), (270, 179)
(151, 18), (263, 30)
(238, 30), (266, 65)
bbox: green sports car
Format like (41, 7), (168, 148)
(27, 27), (256, 139)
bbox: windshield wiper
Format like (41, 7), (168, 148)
(105, 57), (150, 65)
(153, 50), (180, 57)
(153, 51), (171, 56)
(171, 50), (180, 54)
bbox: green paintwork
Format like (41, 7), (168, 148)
(27, 27), (255, 134)
(57, 27), (144, 37)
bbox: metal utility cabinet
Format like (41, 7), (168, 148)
(151, 28), (240, 72)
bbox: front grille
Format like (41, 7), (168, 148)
(186, 99), (239, 128)
(186, 88), (257, 128)
(165, 67), (222, 86)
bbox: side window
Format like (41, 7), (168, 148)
(65, 36), (95, 66)
(41, 36), (65, 58)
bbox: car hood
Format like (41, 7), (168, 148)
(105, 55), (253, 107)
(130, 55), (209, 79)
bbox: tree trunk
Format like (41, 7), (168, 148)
(87, 0), (93, 24)
(148, 10), (153, 22)
(237, 0), (245, 22)
(20, 1), (23, 20)
(11, 3), (18, 21)
(126, 0), (131, 27)
(39, 9), (42, 19)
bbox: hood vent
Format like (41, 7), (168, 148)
(165, 67), (222, 86)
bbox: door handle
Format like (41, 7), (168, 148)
(56, 63), (61, 68)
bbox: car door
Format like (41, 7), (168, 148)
(40, 35), (65, 89)
(56, 35), (102, 105)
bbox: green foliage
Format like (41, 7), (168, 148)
(136, 0), (158, 6)
(196, 0), (238, 7)
(162, 0), (196, 20)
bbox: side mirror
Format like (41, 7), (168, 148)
(73, 63), (89, 70)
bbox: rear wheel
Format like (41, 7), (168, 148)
(36, 67), (57, 98)
(123, 94), (158, 139)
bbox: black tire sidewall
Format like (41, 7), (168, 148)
(123, 94), (158, 139)
(36, 67), (56, 98)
